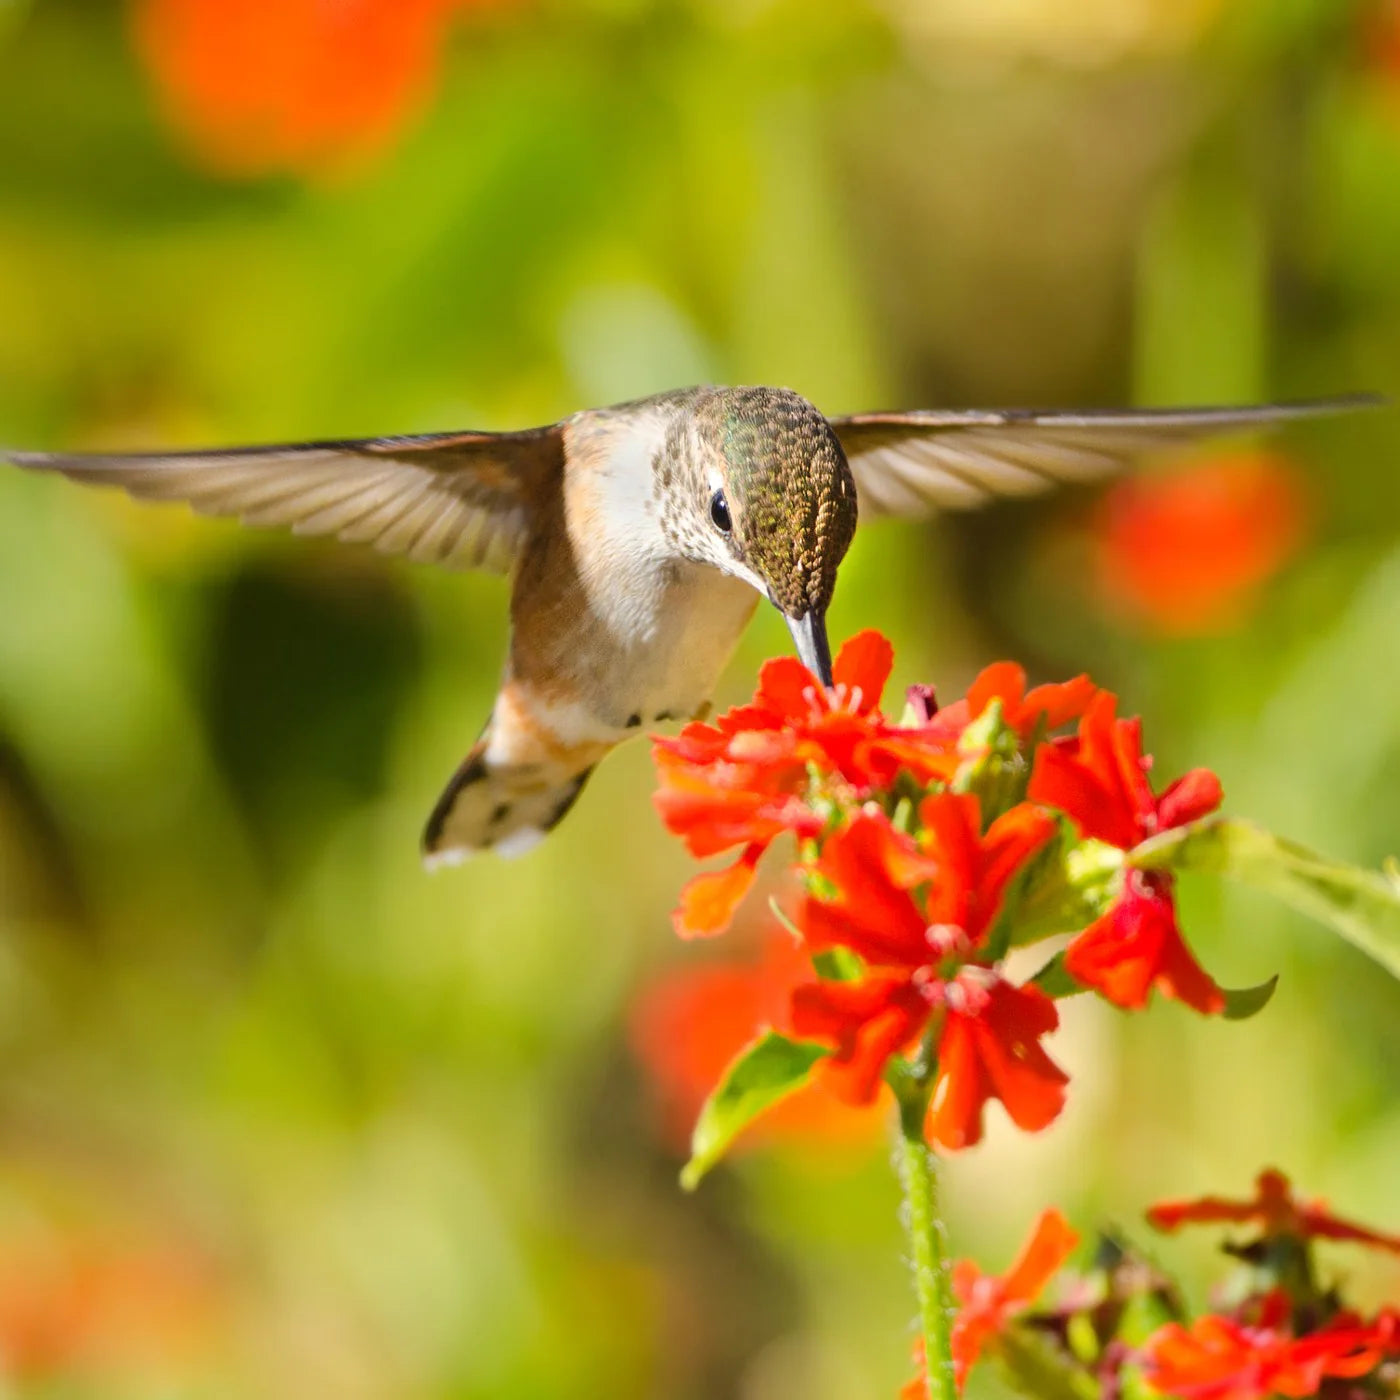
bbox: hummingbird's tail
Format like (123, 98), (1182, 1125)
(420, 741), (596, 867)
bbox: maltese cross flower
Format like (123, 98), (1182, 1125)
(1029, 691), (1222, 851)
(652, 630), (956, 938)
(1030, 692), (1227, 1014)
(788, 797), (1066, 1147)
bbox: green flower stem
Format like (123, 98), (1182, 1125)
(896, 1088), (956, 1400)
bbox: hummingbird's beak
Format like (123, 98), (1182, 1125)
(785, 609), (834, 688)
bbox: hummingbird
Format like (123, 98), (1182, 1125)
(4, 385), (1370, 866)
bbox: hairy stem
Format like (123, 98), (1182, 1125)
(896, 1090), (956, 1400)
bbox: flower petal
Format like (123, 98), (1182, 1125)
(998, 1208), (1080, 1304)
(1064, 874), (1225, 1015)
(803, 814), (932, 965)
(966, 661), (1027, 723)
(1157, 768), (1225, 829)
(832, 629), (894, 712)
(1020, 674), (1098, 733)
(790, 975), (927, 1104)
(672, 843), (766, 939)
(755, 655), (822, 718)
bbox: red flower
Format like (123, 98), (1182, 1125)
(1140, 1303), (1391, 1400)
(792, 968), (1068, 1151)
(801, 797), (1056, 968)
(1093, 451), (1311, 636)
(923, 662), (1099, 746)
(132, 0), (503, 178)
(926, 973), (1069, 1150)
(945, 1208), (1080, 1390)
(652, 630), (957, 938)
(1064, 870), (1225, 1015)
(1147, 1169), (1400, 1256)
(629, 929), (884, 1152)
(1030, 693), (1226, 1014)
(789, 798), (1065, 1145)
(1029, 691), (1222, 852)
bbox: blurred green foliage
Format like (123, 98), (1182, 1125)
(0, 0), (1396, 1395)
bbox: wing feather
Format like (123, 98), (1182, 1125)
(4, 426), (564, 574)
(831, 397), (1380, 519)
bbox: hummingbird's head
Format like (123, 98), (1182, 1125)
(673, 386), (858, 686)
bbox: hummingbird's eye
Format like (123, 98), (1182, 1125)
(709, 489), (732, 535)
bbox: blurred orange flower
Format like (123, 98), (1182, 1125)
(0, 1236), (222, 1380)
(131, 0), (502, 177)
(630, 928), (885, 1155)
(1092, 452), (1311, 635)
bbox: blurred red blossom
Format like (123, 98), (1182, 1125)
(629, 928), (884, 1152)
(1140, 1295), (1396, 1400)
(131, 0), (506, 177)
(902, 1208), (1080, 1396)
(1147, 1168), (1400, 1255)
(1092, 451), (1311, 635)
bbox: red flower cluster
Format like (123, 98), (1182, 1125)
(900, 1172), (1400, 1400)
(652, 631), (1235, 1155)
(652, 632), (954, 939)
(1139, 1169), (1400, 1400)
(1141, 1297), (1398, 1400)
(132, 0), (507, 177)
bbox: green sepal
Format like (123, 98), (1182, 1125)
(812, 947), (863, 982)
(1029, 952), (1085, 999)
(1221, 975), (1278, 1021)
(681, 1031), (829, 1191)
(950, 699), (1032, 822)
(766, 897), (861, 982)
(1133, 818), (1400, 980)
(995, 1326), (1101, 1400)
(1001, 824), (1125, 953)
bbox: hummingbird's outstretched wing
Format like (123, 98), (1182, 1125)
(4, 425), (564, 572)
(829, 396), (1379, 519)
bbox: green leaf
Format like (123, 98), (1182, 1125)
(1221, 975), (1278, 1021)
(681, 1031), (829, 1190)
(1133, 818), (1400, 980)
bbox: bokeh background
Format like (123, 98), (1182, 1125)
(0, 0), (1397, 1394)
